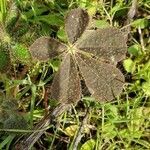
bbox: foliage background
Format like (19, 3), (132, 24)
(0, 0), (149, 149)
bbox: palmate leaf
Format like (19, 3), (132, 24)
(29, 8), (127, 104)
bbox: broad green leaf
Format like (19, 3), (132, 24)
(12, 44), (31, 64)
(80, 139), (96, 150)
(65, 8), (89, 44)
(105, 104), (119, 120)
(123, 58), (135, 73)
(94, 20), (110, 29)
(51, 53), (81, 104)
(50, 59), (61, 72)
(102, 123), (117, 139)
(110, 3), (122, 15)
(57, 27), (68, 42)
(75, 28), (127, 63)
(29, 36), (66, 61)
(129, 107), (146, 132)
(128, 44), (141, 56)
(76, 54), (124, 102)
(131, 18), (149, 29)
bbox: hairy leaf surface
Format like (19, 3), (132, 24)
(76, 54), (124, 101)
(51, 53), (81, 104)
(75, 28), (127, 63)
(30, 36), (66, 61)
(65, 8), (89, 44)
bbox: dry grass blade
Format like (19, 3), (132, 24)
(51, 53), (81, 104)
(76, 28), (127, 64)
(29, 36), (66, 61)
(76, 54), (125, 101)
(65, 8), (89, 44)
(128, 0), (138, 21)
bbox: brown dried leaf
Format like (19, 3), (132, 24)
(51, 53), (81, 104)
(76, 53), (125, 102)
(29, 36), (66, 61)
(75, 28), (127, 63)
(65, 8), (89, 44)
